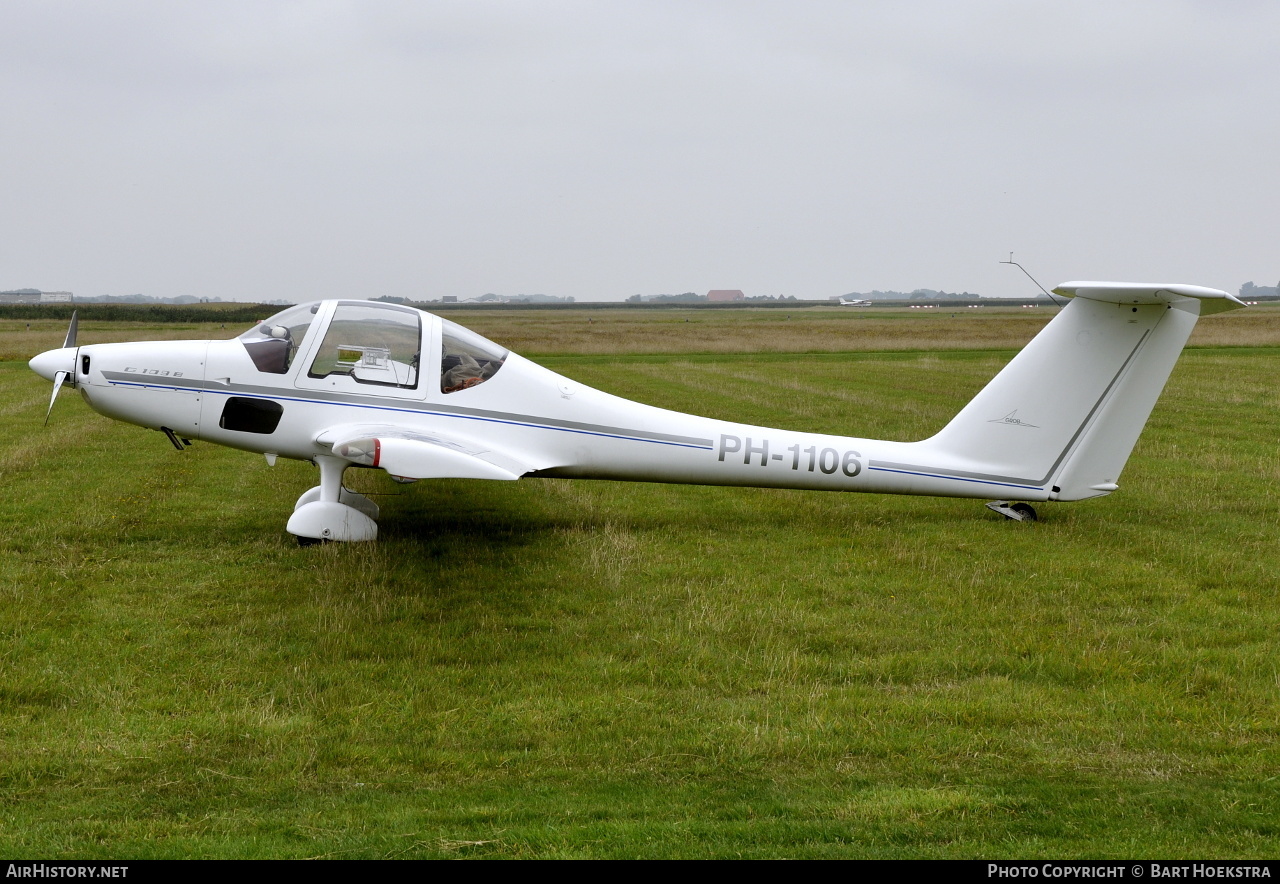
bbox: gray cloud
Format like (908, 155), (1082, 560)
(3, 0), (1278, 301)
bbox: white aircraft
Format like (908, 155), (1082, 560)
(839, 298), (873, 307)
(29, 282), (1243, 543)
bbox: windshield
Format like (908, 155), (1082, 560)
(307, 302), (421, 389)
(238, 304), (318, 374)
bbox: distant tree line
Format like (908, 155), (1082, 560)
(378, 293), (576, 305)
(626, 292), (703, 303)
(70, 294), (225, 305)
(836, 288), (981, 301)
(1239, 281), (1279, 298)
(1, 291), (293, 306)
(0, 303), (281, 323)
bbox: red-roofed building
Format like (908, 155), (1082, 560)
(707, 289), (745, 302)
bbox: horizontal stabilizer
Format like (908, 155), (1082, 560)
(1054, 281), (1245, 314)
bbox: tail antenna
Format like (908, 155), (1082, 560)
(1001, 253), (1065, 308)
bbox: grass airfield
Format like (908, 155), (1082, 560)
(2, 306), (1279, 858)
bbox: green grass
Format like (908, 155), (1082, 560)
(1, 342), (1279, 858)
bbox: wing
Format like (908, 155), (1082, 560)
(315, 424), (536, 481)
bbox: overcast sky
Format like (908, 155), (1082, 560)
(2, 1), (1277, 301)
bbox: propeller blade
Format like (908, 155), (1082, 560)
(62, 311), (78, 349)
(44, 370), (68, 426)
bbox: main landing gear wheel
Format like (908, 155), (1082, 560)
(985, 500), (1038, 522)
(287, 455), (379, 544)
(1010, 503), (1037, 522)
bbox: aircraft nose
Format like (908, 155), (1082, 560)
(29, 347), (77, 383)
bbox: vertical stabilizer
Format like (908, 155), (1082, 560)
(910, 283), (1242, 500)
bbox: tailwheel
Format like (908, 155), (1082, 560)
(985, 500), (1037, 522)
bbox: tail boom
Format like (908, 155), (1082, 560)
(473, 281), (1240, 507)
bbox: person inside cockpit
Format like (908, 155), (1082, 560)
(440, 319), (507, 393)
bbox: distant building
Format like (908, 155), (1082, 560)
(0, 289), (74, 304)
(707, 289), (745, 302)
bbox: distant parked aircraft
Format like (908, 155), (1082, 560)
(30, 282), (1243, 542)
(839, 298), (873, 307)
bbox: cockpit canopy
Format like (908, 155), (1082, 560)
(238, 301), (508, 394)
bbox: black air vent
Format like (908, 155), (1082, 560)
(218, 397), (284, 434)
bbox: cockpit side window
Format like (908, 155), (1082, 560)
(440, 320), (507, 393)
(237, 304), (318, 374)
(307, 303), (421, 389)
